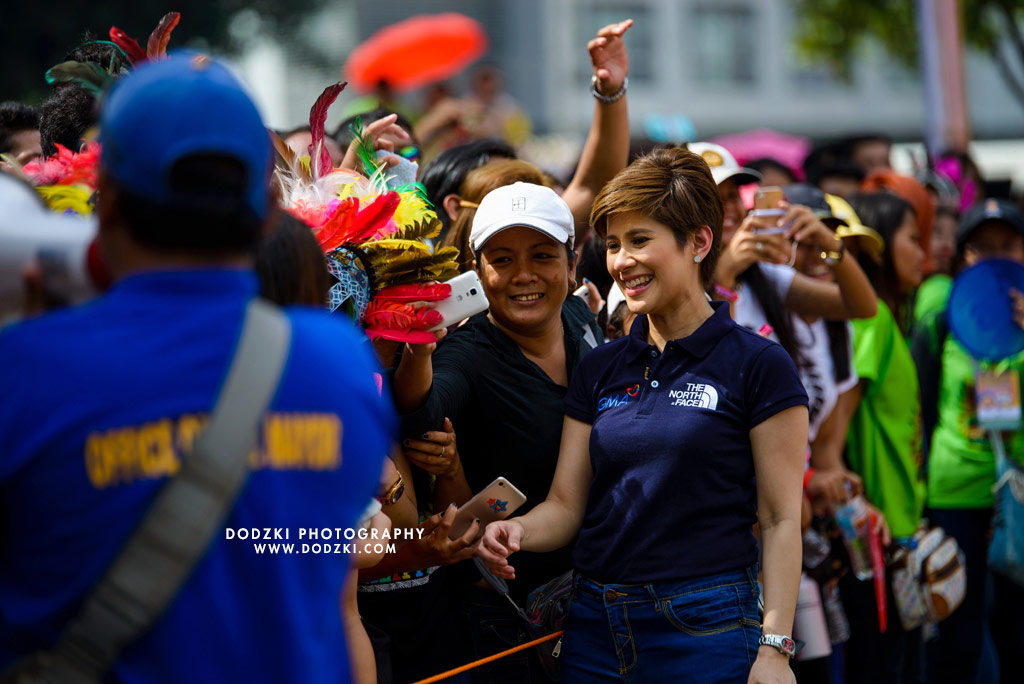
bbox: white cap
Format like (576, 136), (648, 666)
(688, 142), (762, 186)
(469, 182), (575, 253)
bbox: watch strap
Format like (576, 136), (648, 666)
(758, 633), (797, 657)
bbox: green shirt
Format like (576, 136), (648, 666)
(925, 327), (1024, 509)
(847, 300), (926, 538)
(913, 274), (953, 325)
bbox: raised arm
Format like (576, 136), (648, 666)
(561, 19), (632, 244)
(476, 416), (593, 579)
(749, 405), (806, 684)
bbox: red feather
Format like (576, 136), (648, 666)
(417, 308), (444, 328)
(109, 27), (147, 64)
(307, 81), (347, 178)
(57, 141), (100, 186)
(365, 327), (438, 345)
(364, 300), (443, 331)
(347, 192), (400, 243)
(375, 283), (452, 302)
(147, 12), (180, 59)
(363, 301), (417, 329)
(315, 197), (359, 252)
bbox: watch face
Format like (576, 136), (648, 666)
(781, 637), (796, 654)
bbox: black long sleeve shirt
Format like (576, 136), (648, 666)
(399, 296), (601, 599)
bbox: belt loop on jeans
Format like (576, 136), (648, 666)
(745, 563), (759, 589)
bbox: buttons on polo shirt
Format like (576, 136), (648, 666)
(649, 349), (657, 357)
(651, 380), (659, 388)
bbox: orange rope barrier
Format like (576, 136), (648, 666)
(410, 630), (565, 684)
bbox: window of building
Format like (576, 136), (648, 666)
(690, 3), (756, 86)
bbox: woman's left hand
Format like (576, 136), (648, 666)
(781, 203), (841, 254)
(748, 649), (795, 684)
(340, 113), (409, 172)
(1011, 287), (1024, 330)
(403, 417), (462, 479)
(577, 278), (605, 315)
(588, 19), (632, 95)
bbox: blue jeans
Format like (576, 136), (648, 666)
(560, 566), (761, 683)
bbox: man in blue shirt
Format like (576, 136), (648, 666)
(0, 54), (395, 683)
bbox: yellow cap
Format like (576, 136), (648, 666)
(826, 194), (884, 259)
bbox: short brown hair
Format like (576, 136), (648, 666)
(590, 147), (723, 287)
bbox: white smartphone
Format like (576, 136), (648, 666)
(448, 477), (527, 541)
(429, 270), (490, 331)
(573, 283), (591, 307)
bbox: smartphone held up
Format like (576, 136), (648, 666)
(428, 270), (490, 331)
(750, 186), (787, 234)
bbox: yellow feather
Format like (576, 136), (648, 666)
(36, 185), (94, 215)
(392, 190), (435, 229)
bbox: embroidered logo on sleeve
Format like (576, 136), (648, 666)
(669, 383), (719, 410)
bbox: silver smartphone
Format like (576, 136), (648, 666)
(429, 270), (490, 331)
(448, 477), (527, 541)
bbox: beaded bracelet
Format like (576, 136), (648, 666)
(590, 75), (628, 104)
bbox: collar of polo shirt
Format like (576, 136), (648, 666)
(624, 301), (734, 362)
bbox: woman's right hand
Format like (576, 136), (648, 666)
(404, 302), (447, 358)
(718, 214), (792, 285)
(806, 467), (863, 504)
(412, 503), (480, 566)
(477, 519), (526, 580)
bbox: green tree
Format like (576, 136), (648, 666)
(2, 1), (328, 106)
(793, 0), (1024, 111)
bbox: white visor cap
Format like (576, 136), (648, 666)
(469, 182), (575, 253)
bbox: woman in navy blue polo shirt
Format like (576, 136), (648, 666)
(478, 148), (808, 683)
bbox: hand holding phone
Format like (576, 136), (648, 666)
(428, 271), (490, 331)
(448, 477), (527, 541)
(750, 186), (788, 233)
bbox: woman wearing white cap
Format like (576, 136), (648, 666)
(393, 181), (602, 676)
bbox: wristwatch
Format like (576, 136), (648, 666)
(820, 239), (845, 266)
(375, 471), (405, 507)
(758, 633), (797, 658)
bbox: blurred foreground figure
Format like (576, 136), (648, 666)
(0, 54), (394, 683)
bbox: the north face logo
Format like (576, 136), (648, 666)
(512, 197), (526, 211)
(669, 382), (719, 409)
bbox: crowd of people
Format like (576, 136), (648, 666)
(1, 12), (1023, 684)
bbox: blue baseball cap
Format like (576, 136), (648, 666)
(100, 52), (272, 220)
(956, 198), (1024, 250)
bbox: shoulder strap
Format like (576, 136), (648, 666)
(8, 299), (291, 684)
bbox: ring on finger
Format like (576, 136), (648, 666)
(440, 445), (445, 458)
(756, 241), (764, 252)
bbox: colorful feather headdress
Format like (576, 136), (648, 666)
(20, 142), (100, 216)
(43, 12), (180, 97)
(12, 13), (183, 215)
(275, 82), (460, 343)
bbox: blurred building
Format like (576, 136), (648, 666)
(236, 0), (1023, 146)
